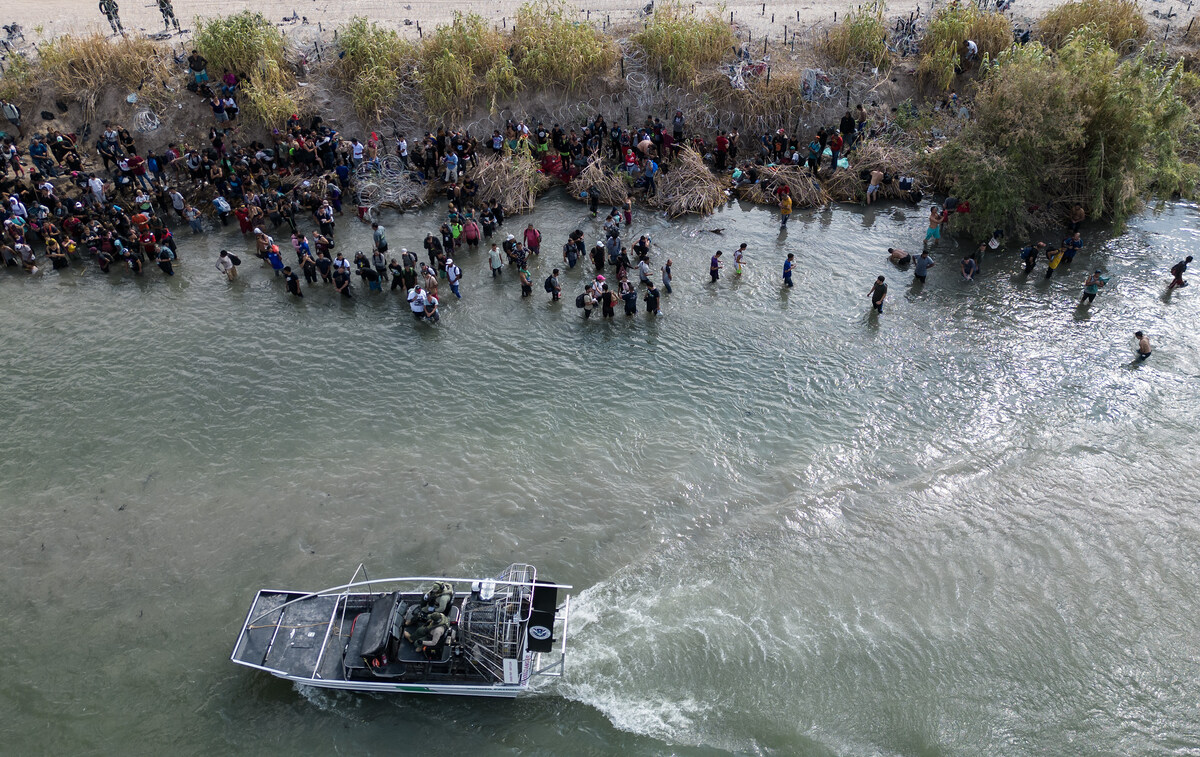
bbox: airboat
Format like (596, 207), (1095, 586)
(230, 563), (571, 697)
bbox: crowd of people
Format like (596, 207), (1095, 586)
(0, 69), (1185, 361)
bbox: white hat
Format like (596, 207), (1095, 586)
(400, 247), (408, 253)
(445, 258), (453, 265)
(597, 240), (604, 246)
(506, 234), (515, 240)
(253, 227), (262, 234)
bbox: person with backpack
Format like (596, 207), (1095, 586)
(1168, 256), (1192, 290)
(446, 258), (462, 299)
(1020, 242), (1045, 275)
(578, 287), (596, 318)
(545, 268), (561, 301)
(216, 249), (238, 280)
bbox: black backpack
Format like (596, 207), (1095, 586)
(575, 292), (586, 308)
(544, 275), (555, 292)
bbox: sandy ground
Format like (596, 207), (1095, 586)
(1, 0), (1180, 48)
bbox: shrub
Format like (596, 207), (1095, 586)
(418, 12), (515, 119)
(512, 0), (619, 89)
(38, 34), (173, 119)
(195, 12), (302, 124)
(821, 2), (890, 69)
(1038, 0), (1147, 51)
(335, 17), (416, 121)
(918, 3), (1012, 90)
(930, 33), (1199, 236)
(0, 53), (39, 108)
(634, 1), (734, 84)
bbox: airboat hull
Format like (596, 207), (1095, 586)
(230, 564), (569, 700)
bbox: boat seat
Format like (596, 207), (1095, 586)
(359, 591), (401, 665)
(343, 612), (371, 670)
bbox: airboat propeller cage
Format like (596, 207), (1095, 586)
(527, 581), (558, 653)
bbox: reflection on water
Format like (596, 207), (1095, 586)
(0, 193), (1198, 755)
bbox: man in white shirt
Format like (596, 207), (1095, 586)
(407, 285), (427, 319)
(488, 243), (503, 278)
(965, 39), (978, 61)
(396, 134), (409, 168)
(86, 175), (106, 206)
(216, 250), (238, 280)
(638, 257), (651, 285)
(446, 258), (462, 299)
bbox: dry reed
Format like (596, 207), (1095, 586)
(472, 153), (551, 214)
(38, 34), (173, 120)
(737, 164), (832, 208)
(567, 160), (631, 206)
(824, 140), (925, 202)
(649, 147), (728, 217)
(1038, 0), (1148, 51)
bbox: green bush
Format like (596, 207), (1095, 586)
(195, 12), (301, 124)
(930, 33), (1199, 236)
(822, 2), (890, 70)
(335, 17), (416, 121)
(634, 1), (734, 85)
(918, 3), (1012, 90)
(419, 12), (516, 119)
(512, 0), (619, 89)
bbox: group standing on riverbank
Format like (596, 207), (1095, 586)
(0, 89), (1184, 361)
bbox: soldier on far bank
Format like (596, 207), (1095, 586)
(99, 0), (123, 35)
(158, 0), (181, 32)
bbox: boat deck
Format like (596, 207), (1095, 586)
(235, 591), (348, 680)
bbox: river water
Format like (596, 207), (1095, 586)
(1, 191), (1198, 755)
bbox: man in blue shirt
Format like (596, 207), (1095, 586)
(443, 151), (459, 183)
(643, 158), (658, 197)
(783, 253), (795, 288)
(1062, 232), (1082, 263)
(29, 138), (56, 176)
(914, 251), (934, 283)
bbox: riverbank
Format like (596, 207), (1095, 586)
(0, 0), (1197, 238)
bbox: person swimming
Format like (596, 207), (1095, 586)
(888, 247), (913, 265)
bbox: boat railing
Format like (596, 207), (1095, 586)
(533, 593), (571, 678)
(240, 567), (570, 630)
(310, 562), (368, 679)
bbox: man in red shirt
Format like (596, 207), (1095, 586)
(523, 223), (541, 256)
(715, 131), (729, 171)
(126, 153), (150, 189)
(828, 131), (843, 172)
